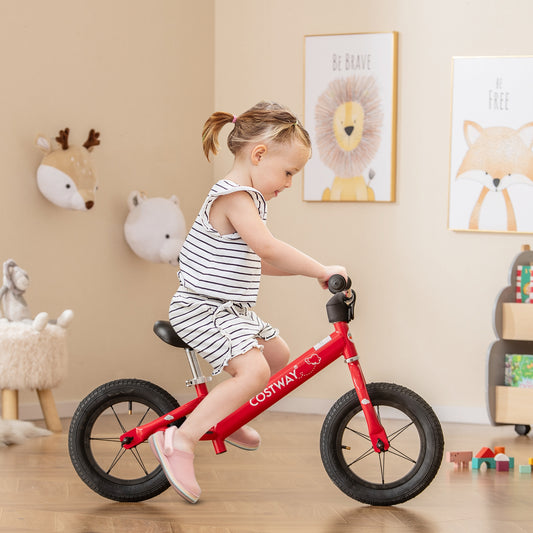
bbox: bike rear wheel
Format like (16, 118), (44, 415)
(320, 382), (444, 506)
(68, 378), (180, 502)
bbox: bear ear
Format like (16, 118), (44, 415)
(169, 195), (180, 206)
(127, 190), (145, 210)
(35, 134), (51, 154)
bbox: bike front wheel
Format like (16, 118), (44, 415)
(320, 382), (444, 506)
(68, 378), (180, 502)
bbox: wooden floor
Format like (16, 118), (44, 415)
(1, 412), (533, 533)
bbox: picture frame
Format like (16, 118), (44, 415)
(303, 32), (398, 202)
(448, 56), (533, 233)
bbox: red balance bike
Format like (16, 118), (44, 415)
(69, 275), (444, 506)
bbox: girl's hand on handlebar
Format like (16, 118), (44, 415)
(319, 265), (348, 290)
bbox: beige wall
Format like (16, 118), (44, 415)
(3, 0), (533, 424)
(0, 0), (214, 414)
(213, 0), (533, 422)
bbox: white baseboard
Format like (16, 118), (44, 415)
(11, 397), (492, 426)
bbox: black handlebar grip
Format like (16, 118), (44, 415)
(328, 275), (352, 294)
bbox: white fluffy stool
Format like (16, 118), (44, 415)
(0, 320), (68, 432)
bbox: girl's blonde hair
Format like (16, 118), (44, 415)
(202, 101), (311, 160)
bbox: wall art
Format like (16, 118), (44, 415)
(449, 56), (533, 233)
(303, 32), (398, 202)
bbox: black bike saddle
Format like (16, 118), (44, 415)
(153, 321), (192, 349)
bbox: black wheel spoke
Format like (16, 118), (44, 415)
(345, 425), (371, 442)
(346, 446), (375, 466)
(378, 450), (386, 484)
(386, 445), (417, 463)
(129, 445), (149, 475)
(106, 446), (127, 474)
(136, 406), (152, 427)
(90, 437), (122, 443)
(387, 420), (414, 442)
(110, 405), (128, 434)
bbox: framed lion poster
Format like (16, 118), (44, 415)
(303, 32), (398, 202)
(448, 56), (533, 233)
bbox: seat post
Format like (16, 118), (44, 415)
(184, 348), (211, 387)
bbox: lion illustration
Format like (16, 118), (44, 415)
(315, 75), (383, 201)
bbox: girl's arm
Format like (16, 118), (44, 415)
(217, 192), (346, 287)
(261, 261), (294, 276)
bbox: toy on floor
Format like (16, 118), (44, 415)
(446, 450), (473, 469)
(124, 191), (186, 266)
(35, 127), (101, 210)
(0, 259), (73, 331)
(495, 453), (510, 471)
(447, 446), (519, 472)
(471, 446), (514, 470)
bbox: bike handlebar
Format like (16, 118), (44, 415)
(328, 274), (352, 294)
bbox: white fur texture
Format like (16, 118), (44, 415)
(0, 321), (68, 389)
(0, 419), (51, 446)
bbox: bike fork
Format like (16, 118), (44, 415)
(336, 322), (390, 453)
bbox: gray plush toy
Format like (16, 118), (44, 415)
(0, 259), (73, 331)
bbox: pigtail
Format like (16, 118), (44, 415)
(202, 112), (235, 160)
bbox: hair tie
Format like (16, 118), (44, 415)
(232, 115), (238, 123)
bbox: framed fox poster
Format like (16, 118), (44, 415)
(449, 56), (533, 233)
(303, 32), (398, 202)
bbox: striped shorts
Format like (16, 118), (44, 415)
(169, 287), (279, 376)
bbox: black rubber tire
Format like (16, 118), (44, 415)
(68, 379), (180, 502)
(515, 424), (531, 436)
(320, 382), (444, 506)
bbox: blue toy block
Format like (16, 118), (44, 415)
(472, 457), (496, 469)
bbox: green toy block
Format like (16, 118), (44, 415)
(519, 464), (532, 474)
(472, 457), (496, 469)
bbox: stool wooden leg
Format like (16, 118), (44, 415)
(37, 389), (62, 433)
(1, 389), (19, 420)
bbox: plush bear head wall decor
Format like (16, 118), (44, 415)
(35, 128), (101, 210)
(124, 191), (186, 266)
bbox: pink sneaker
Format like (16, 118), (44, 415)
(225, 425), (261, 451)
(149, 427), (201, 503)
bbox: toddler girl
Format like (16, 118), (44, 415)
(149, 101), (347, 503)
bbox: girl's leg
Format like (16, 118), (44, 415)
(257, 335), (290, 375)
(172, 347), (271, 453)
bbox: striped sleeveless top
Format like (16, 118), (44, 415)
(177, 179), (267, 306)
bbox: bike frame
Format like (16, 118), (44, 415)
(120, 319), (390, 455)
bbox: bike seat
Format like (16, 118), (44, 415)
(153, 321), (192, 349)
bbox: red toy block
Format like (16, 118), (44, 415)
(475, 447), (495, 458)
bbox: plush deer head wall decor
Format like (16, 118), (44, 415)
(35, 128), (101, 210)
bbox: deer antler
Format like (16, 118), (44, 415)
(55, 128), (70, 150)
(83, 129), (100, 150)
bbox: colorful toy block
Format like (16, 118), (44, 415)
(446, 451), (473, 468)
(519, 465), (532, 474)
(529, 457), (533, 466)
(475, 447), (495, 458)
(495, 453), (510, 471)
(472, 457), (496, 469)
(494, 446), (505, 455)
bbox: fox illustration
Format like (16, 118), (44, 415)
(456, 121), (533, 231)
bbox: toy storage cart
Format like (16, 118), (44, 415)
(487, 245), (533, 435)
